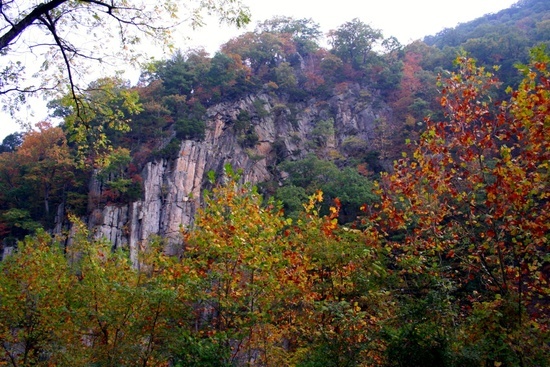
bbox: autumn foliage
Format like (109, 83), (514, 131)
(1, 46), (550, 366)
(375, 49), (550, 365)
(179, 167), (389, 366)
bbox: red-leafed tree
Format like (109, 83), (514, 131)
(16, 122), (75, 217)
(375, 49), (550, 365)
(0, 122), (75, 241)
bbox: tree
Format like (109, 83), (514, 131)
(58, 76), (142, 166)
(256, 16), (322, 55)
(328, 18), (382, 68)
(16, 121), (74, 218)
(0, 122), (75, 241)
(278, 155), (377, 223)
(182, 167), (391, 366)
(0, 219), (196, 366)
(221, 31), (295, 82)
(279, 154), (339, 190)
(282, 192), (391, 367)
(0, 230), (75, 366)
(274, 184), (308, 219)
(274, 61), (298, 91)
(154, 50), (196, 97)
(204, 52), (243, 100)
(153, 49), (212, 97)
(0, 132), (24, 153)
(182, 166), (295, 365)
(375, 50), (550, 365)
(0, 169), (392, 366)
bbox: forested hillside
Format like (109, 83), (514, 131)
(0, 0), (549, 365)
(424, 0), (550, 88)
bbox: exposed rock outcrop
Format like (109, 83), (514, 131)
(86, 85), (387, 253)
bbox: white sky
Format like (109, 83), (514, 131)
(1, 0), (519, 140)
(184, 0), (519, 53)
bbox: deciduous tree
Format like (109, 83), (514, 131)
(182, 167), (295, 365)
(375, 49), (550, 365)
(328, 18), (382, 68)
(17, 121), (74, 217)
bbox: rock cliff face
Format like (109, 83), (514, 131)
(88, 85), (387, 255)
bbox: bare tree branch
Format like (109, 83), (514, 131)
(38, 11), (86, 124)
(0, 0), (68, 51)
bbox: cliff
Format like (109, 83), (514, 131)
(86, 84), (387, 257)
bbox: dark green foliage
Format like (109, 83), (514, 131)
(205, 52), (242, 103)
(341, 137), (368, 157)
(105, 177), (142, 202)
(238, 130), (259, 148)
(286, 86), (310, 102)
(278, 155), (377, 222)
(171, 333), (233, 367)
(233, 110), (259, 148)
(152, 137), (182, 161)
(155, 50), (197, 96)
(322, 167), (376, 206)
(384, 322), (449, 367)
(382, 292), (455, 367)
(252, 98), (269, 117)
(362, 151), (385, 174)
(296, 341), (360, 367)
(163, 97), (207, 141)
(279, 154), (338, 189)
(329, 18), (383, 69)
(97, 148), (143, 203)
(175, 117), (206, 140)
(65, 191), (89, 217)
(234, 110), (251, 132)
(274, 62), (299, 92)
(423, 0), (550, 89)
(371, 57), (404, 95)
(0, 132), (24, 153)
(0, 208), (42, 244)
(274, 184), (308, 219)
(272, 138), (288, 164)
(310, 118), (335, 147)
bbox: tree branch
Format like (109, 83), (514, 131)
(37, 12), (84, 121)
(0, 0), (68, 51)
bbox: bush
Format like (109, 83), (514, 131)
(175, 117), (206, 140)
(152, 138), (181, 160)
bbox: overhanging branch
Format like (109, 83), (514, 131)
(0, 0), (68, 51)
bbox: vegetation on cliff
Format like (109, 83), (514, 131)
(0, 1), (549, 365)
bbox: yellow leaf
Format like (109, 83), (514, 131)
(315, 190), (323, 202)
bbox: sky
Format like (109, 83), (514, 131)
(184, 0), (519, 53)
(0, 0), (519, 140)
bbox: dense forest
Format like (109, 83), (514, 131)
(0, 0), (549, 365)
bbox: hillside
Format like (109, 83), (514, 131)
(0, 1), (549, 366)
(1, 1), (549, 246)
(424, 0), (550, 87)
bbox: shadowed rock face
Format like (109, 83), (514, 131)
(84, 86), (387, 257)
